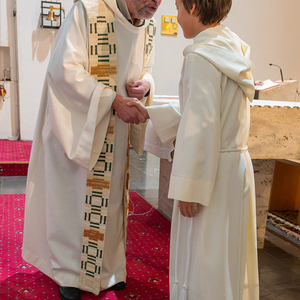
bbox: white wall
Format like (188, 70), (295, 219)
(0, 81), (11, 137)
(0, 0), (8, 46)
(17, 0), (74, 140)
(1, 0), (300, 140)
(223, 0), (300, 83)
(152, 0), (300, 95)
(151, 3), (190, 96)
(0, 0), (12, 139)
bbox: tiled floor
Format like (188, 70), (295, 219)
(0, 175), (27, 194)
(2, 149), (300, 299)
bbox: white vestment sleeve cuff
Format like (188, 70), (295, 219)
(147, 102), (181, 145)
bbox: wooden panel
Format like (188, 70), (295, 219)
(269, 160), (300, 211)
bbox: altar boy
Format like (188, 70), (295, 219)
(129, 0), (259, 299)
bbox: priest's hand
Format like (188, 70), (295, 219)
(178, 201), (198, 218)
(112, 94), (146, 124)
(126, 80), (150, 100)
(127, 99), (149, 119)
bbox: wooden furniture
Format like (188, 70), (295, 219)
(269, 159), (300, 224)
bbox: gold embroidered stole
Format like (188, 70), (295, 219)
(77, 0), (156, 295)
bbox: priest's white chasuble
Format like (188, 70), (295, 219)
(22, 0), (155, 295)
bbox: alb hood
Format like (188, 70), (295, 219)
(184, 25), (255, 101)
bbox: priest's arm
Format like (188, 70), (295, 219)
(44, 2), (144, 171)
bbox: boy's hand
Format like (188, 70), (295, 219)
(178, 201), (198, 218)
(126, 80), (150, 100)
(112, 94), (146, 124)
(127, 99), (149, 119)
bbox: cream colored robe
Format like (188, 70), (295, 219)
(148, 25), (259, 300)
(22, 0), (154, 292)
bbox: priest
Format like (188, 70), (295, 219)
(22, 0), (160, 299)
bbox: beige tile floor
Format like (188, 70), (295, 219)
(1, 149), (300, 299)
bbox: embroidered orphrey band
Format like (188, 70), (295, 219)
(78, 1), (117, 294)
(78, 0), (156, 295)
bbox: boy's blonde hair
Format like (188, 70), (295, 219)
(182, 0), (232, 25)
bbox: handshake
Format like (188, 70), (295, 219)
(111, 80), (150, 124)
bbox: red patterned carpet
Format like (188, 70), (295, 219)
(0, 192), (170, 299)
(0, 140), (32, 176)
(0, 140), (32, 162)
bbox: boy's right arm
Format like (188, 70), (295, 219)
(128, 100), (181, 145)
(127, 99), (150, 119)
(113, 95), (147, 124)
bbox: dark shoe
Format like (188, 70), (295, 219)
(110, 281), (126, 291)
(58, 286), (81, 300)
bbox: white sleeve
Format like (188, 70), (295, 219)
(46, 2), (115, 170)
(147, 101), (181, 145)
(168, 53), (222, 206)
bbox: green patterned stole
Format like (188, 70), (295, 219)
(77, 0), (155, 295)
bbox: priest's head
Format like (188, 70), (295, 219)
(126, 0), (162, 20)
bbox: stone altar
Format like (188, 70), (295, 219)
(144, 98), (300, 249)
